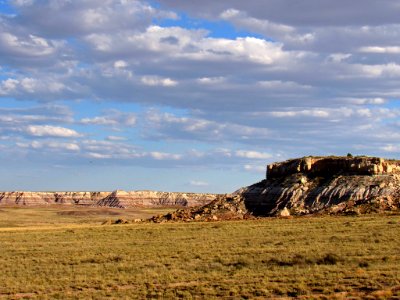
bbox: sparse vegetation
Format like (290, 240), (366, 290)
(0, 206), (174, 228)
(0, 208), (399, 298)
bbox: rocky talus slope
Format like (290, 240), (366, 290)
(0, 190), (217, 208)
(149, 195), (253, 223)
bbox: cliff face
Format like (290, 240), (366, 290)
(0, 190), (217, 208)
(238, 156), (400, 216)
(267, 156), (400, 179)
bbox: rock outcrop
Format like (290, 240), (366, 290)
(0, 190), (217, 208)
(239, 156), (400, 216)
(149, 195), (254, 223)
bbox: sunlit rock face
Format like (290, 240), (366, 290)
(267, 156), (400, 179)
(238, 156), (400, 216)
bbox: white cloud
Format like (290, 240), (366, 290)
(149, 152), (182, 160)
(10, 0), (177, 37)
(381, 145), (400, 153)
(0, 32), (56, 57)
(220, 8), (295, 39)
(25, 125), (81, 138)
(80, 117), (118, 126)
(197, 77), (225, 84)
(269, 109), (330, 118)
(86, 152), (112, 159)
(360, 46), (400, 54)
(236, 150), (272, 160)
(257, 80), (312, 90)
(189, 180), (209, 187)
(243, 164), (266, 173)
(141, 76), (178, 87)
(359, 63), (400, 78)
(106, 135), (127, 141)
(0, 77), (66, 98)
(114, 60), (128, 68)
(144, 110), (271, 142)
(17, 140), (80, 151)
(328, 53), (352, 63)
(80, 111), (136, 127)
(349, 97), (386, 105)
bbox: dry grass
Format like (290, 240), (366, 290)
(0, 208), (399, 299)
(0, 205), (174, 228)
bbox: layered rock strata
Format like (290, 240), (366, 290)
(0, 190), (217, 208)
(239, 156), (400, 216)
(267, 156), (400, 179)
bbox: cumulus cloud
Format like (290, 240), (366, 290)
(0, 76), (73, 101)
(0, 105), (73, 125)
(80, 116), (118, 126)
(17, 140), (80, 151)
(159, 1), (400, 27)
(235, 150), (272, 160)
(11, 0), (177, 37)
(25, 125), (81, 138)
(80, 110), (136, 127)
(143, 110), (271, 143)
(2, 0), (400, 191)
(149, 152), (182, 160)
(141, 76), (178, 87)
(220, 8), (295, 39)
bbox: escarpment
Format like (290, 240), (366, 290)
(0, 190), (217, 208)
(238, 156), (400, 216)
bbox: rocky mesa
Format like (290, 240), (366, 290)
(152, 155), (400, 222)
(238, 155), (400, 216)
(0, 190), (217, 208)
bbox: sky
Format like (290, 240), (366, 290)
(1, 0), (400, 193)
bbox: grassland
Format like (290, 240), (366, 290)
(0, 205), (174, 228)
(0, 207), (399, 299)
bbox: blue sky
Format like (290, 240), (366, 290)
(1, 0), (400, 192)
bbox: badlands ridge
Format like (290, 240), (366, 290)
(0, 190), (217, 208)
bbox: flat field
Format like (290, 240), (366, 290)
(0, 207), (399, 299)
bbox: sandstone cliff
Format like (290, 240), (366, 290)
(238, 156), (400, 216)
(0, 190), (217, 208)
